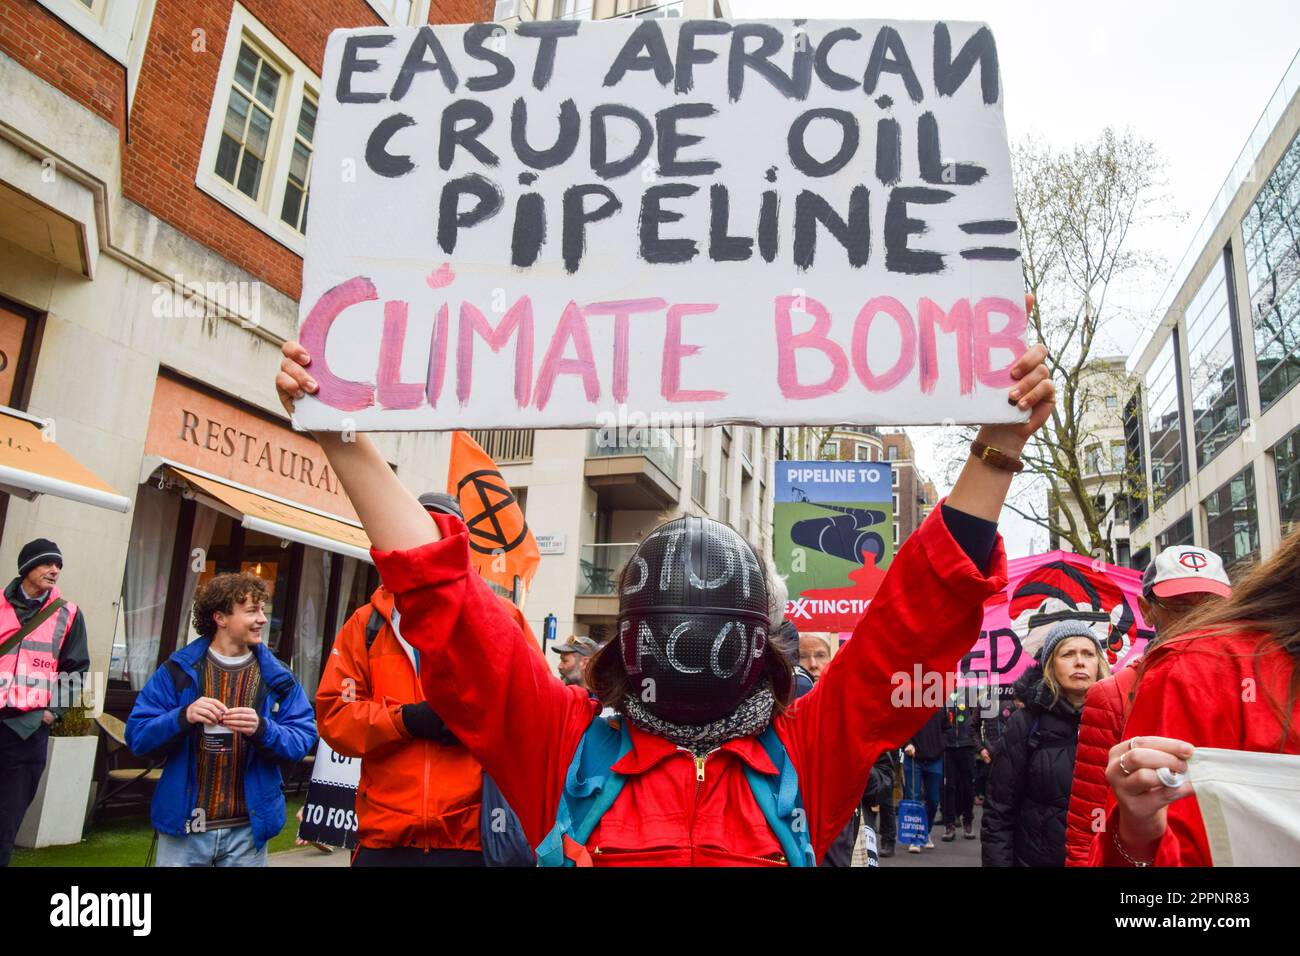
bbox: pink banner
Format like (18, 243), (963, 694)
(966, 551), (1153, 686)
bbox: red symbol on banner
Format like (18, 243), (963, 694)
(1179, 552), (1208, 571)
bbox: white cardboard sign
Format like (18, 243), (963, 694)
(293, 19), (1028, 432)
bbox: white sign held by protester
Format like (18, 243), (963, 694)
(297, 738), (361, 849)
(294, 19), (1028, 432)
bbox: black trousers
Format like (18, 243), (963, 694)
(942, 746), (977, 829)
(352, 845), (486, 867)
(0, 723), (49, 866)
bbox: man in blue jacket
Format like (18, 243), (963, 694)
(127, 572), (316, 866)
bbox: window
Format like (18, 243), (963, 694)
(366, 0), (427, 25)
(856, 444), (871, 461)
(1156, 512), (1194, 551)
(1185, 252), (1243, 466)
(1203, 467), (1260, 570)
(215, 42), (282, 202)
(1123, 390), (1148, 526)
(1110, 441), (1126, 474)
(822, 440), (839, 460)
(1243, 129), (1300, 411)
(197, 7), (321, 253)
(32, 0), (149, 65)
(1105, 394), (1118, 409)
(888, 446), (898, 461)
(1273, 424), (1300, 536)
(1084, 444), (1102, 476)
(278, 94), (316, 232)
(1145, 335), (1187, 504)
(891, 467), (898, 488)
(612, 1), (684, 18)
(556, 0), (593, 18)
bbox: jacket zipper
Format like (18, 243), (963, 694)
(683, 747), (716, 866)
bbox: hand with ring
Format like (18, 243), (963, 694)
(1105, 735), (1195, 860)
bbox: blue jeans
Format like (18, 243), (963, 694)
(902, 756), (943, 837)
(155, 825), (268, 867)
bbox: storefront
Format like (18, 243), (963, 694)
(107, 371), (380, 713)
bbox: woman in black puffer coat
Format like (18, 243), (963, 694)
(980, 620), (1109, 867)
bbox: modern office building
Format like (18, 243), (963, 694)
(1126, 51), (1300, 573)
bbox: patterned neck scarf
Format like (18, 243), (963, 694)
(621, 680), (775, 756)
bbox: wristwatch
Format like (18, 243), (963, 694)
(970, 440), (1024, 473)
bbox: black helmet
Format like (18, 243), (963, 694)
(617, 515), (770, 724)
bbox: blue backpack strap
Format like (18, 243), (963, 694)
(535, 715), (632, 867)
(744, 726), (817, 867)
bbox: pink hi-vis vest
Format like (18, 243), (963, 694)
(0, 586), (77, 712)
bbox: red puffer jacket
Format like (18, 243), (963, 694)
(373, 505), (1006, 866)
(1063, 663), (1138, 866)
(1088, 630), (1300, 866)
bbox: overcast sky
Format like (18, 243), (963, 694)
(731, 0), (1300, 556)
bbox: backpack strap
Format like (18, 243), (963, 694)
(744, 725), (817, 867)
(364, 609), (385, 652)
(535, 716), (631, 867)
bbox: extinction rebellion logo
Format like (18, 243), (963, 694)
(457, 468), (530, 556)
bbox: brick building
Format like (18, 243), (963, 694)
(0, 0), (491, 726)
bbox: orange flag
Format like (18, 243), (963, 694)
(447, 431), (540, 594)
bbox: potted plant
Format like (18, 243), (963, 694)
(16, 703), (100, 849)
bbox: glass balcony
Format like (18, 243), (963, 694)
(578, 543), (638, 597)
(586, 428), (679, 481)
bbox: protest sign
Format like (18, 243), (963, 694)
(773, 459), (894, 632)
(293, 18), (1028, 432)
(297, 738), (360, 849)
(972, 551), (1153, 685)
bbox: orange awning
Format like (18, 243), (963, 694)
(0, 408), (130, 512)
(165, 465), (372, 563)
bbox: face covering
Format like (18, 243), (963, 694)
(617, 515), (770, 724)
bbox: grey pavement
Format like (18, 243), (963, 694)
(270, 845), (351, 867)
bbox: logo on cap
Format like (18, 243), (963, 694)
(1178, 551), (1208, 571)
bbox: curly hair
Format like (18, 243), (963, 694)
(192, 572), (270, 640)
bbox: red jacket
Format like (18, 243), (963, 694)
(1088, 630), (1300, 866)
(373, 504), (1007, 866)
(1064, 663), (1138, 866)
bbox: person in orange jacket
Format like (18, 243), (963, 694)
(316, 491), (535, 867)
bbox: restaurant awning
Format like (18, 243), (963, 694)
(0, 407), (130, 512)
(160, 463), (373, 564)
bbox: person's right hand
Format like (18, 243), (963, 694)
(979, 748), (991, 765)
(186, 697), (227, 726)
(277, 341), (317, 416)
(904, 744), (916, 758)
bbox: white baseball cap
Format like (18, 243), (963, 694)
(1142, 546), (1232, 601)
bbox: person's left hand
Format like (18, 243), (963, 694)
(976, 294), (1055, 455)
(41, 710), (54, 726)
(222, 707), (261, 736)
